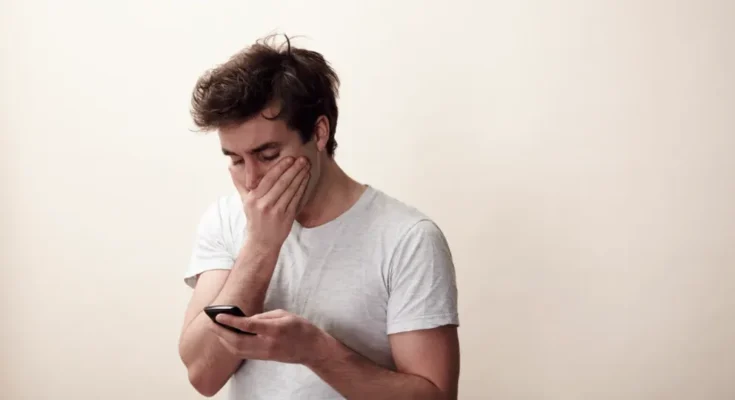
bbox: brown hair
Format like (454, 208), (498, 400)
(191, 34), (340, 156)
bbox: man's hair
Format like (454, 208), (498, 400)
(191, 34), (340, 156)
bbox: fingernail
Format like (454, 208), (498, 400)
(298, 158), (307, 165)
(215, 314), (227, 322)
(286, 157), (295, 165)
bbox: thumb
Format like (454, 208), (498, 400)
(214, 313), (241, 327)
(215, 314), (271, 335)
(236, 317), (279, 335)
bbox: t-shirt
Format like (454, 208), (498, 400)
(184, 185), (459, 399)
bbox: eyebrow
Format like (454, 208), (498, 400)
(221, 142), (280, 156)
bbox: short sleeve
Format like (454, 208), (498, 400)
(386, 219), (459, 335)
(184, 199), (236, 288)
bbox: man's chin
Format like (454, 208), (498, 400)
(294, 190), (317, 220)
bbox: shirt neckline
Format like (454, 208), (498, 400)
(292, 184), (376, 234)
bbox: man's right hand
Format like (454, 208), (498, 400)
(230, 156), (310, 250)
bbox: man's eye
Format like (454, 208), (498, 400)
(260, 153), (280, 162)
(231, 158), (244, 165)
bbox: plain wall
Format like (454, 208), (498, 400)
(2, 1), (734, 399)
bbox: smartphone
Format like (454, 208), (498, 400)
(203, 305), (255, 335)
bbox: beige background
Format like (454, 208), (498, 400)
(2, 0), (734, 399)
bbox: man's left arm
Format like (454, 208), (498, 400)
(309, 218), (460, 399)
(307, 324), (460, 400)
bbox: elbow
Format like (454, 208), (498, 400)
(187, 365), (224, 397)
(179, 341), (227, 397)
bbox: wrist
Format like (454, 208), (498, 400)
(231, 239), (281, 285)
(241, 239), (281, 261)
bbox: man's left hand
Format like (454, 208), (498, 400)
(210, 309), (332, 366)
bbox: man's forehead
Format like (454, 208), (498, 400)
(218, 119), (290, 153)
(221, 141), (281, 155)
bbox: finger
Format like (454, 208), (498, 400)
(250, 309), (290, 320)
(215, 314), (250, 330)
(209, 319), (256, 344)
(252, 157), (296, 198)
(274, 167), (308, 211)
(218, 314), (283, 336)
(259, 157), (309, 204)
(211, 326), (260, 359)
(287, 172), (310, 214)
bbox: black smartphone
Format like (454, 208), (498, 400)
(203, 305), (255, 335)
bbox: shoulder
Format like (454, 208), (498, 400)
(199, 192), (242, 219)
(194, 192), (245, 237)
(364, 187), (448, 247)
(368, 187), (441, 227)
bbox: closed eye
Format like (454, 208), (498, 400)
(259, 153), (280, 162)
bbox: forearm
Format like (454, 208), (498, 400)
(179, 311), (242, 396)
(211, 241), (279, 315)
(307, 336), (447, 400)
(180, 240), (280, 396)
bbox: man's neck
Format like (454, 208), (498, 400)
(296, 158), (365, 229)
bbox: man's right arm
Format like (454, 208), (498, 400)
(178, 241), (280, 397)
(179, 155), (309, 396)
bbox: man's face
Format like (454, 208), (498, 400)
(218, 109), (322, 211)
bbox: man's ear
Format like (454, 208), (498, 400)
(313, 116), (330, 153)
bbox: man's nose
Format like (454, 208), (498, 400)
(243, 165), (263, 191)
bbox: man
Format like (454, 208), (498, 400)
(178, 35), (460, 399)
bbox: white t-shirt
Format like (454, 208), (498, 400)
(185, 185), (459, 399)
